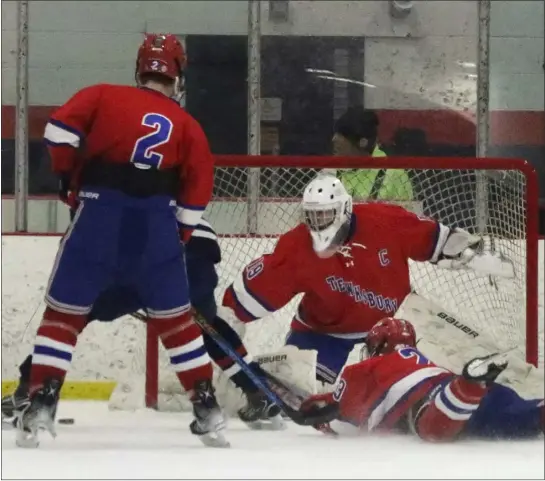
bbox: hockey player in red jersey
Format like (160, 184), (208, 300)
(223, 174), (491, 389)
(300, 317), (544, 442)
(16, 34), (227, 448)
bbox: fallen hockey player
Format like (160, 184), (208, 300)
(300, 317), (544, 441)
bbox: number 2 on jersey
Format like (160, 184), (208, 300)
(397, 347), (431, 365)
(131, 113), (173, 169)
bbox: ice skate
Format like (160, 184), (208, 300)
(462, 353), (509, 385)
(15, 378), (61, 448)
(238, 390), (285, 431)
(189, 380), (229, 448)
(2, 382), (29, 429)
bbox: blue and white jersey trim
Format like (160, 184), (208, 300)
(429, 223), (450, 263)
(193, 218), (218, 241)
(176, 204), (205, 229)
(367, 366), (449, 430)
(231, 274), (275, 320)
(44, 119), (82, 148)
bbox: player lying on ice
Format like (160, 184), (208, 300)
(12, 33), (232, 448)
(3, 216), (284, 432)
(299, 317), (544, 441)
(221, 173), (515, 395)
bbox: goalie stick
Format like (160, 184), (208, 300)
(131, 312), (337, 426)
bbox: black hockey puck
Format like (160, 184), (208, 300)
(58, 418), (75, 425)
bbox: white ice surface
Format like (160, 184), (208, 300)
(1, 402), (544, 480)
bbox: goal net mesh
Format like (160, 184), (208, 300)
(109, 156), (539, 414)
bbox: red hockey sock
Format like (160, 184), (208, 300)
(29, 307), (86, 394)
(151, 313), (213, 396)
(416, 377), (488, 442)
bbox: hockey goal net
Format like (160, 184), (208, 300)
(111, 155), (540, 414)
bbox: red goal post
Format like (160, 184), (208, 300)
(143, 155), (540, 410)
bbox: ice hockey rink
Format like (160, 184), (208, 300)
(1, 401), (544, 480)
(1, 247), (544, 480)
(2, 0), (545, 477)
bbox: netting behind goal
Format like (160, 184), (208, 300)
(109, 155), (540, 414)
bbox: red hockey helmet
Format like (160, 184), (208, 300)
(365, 317), (417, 357)
(135, 33), (186, 83)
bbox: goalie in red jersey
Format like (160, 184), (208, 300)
(223, 174), (510, 382)
(300, 317), (544, 442)
(221, 173), (515, 425)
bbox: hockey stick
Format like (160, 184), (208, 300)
(131, 312), (337, 426)
(192, 315), (338, 426)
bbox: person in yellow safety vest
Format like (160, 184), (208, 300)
(331, 106), (413, 201)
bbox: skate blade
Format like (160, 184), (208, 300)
(15, 419), (40, 449)
(16, 410), (57, 448)
(34, 410), (57, 439)
(246, 414), (287, 431)
(16, 428), (40, 448)
(198, 430), (231, 448)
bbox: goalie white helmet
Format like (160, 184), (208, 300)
(302, 175), (353, 258)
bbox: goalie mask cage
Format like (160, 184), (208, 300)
(133, 155), (539, 412)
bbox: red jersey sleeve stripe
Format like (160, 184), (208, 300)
(231, 275), (274, 320)
(241, 275), (276, 312)
(367, 367), (450, 430)
(226, 285), (257, 323)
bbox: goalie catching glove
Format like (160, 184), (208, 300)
(433, 226), (515, 279)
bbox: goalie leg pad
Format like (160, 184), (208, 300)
(255, 345), (318, 396)
(285, 329), (364, 385)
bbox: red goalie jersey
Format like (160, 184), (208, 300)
(223, 202), (447, 337)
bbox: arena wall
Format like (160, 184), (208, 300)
(1, 0), (543, 110)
